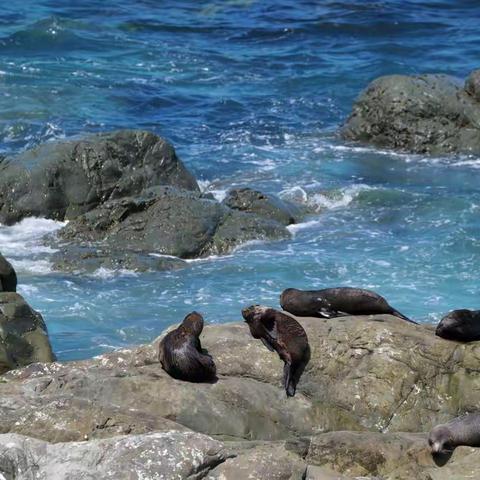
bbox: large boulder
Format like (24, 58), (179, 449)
(342, 73), (480, 154)
(0, 130), (199, 225)
(0, 254), (16, 292)
(52, 187), (290, 269)
(0, 292), (55, 373)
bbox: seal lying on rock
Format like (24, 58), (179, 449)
(429, 414), (480, 465)
(158, 311), (216, 383)
(435, 309), (480, 342)
(242, 305), (310, 397)
(280, 287), (415, 323)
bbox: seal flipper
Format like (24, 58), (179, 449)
(283, 363), (295, 397)
(318, 307), (339, 318)
(260, 337), (275, 352)
(391, 308), (418, 324)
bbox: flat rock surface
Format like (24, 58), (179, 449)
(0, 314), (478, 478)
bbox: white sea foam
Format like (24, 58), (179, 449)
(282, 183), (371, 213)
(197, 179), (228, 202)
(0, 217), (65, 274)
(90, 267), (139, 280)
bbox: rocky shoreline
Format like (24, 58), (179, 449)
(1, 75), (480, 478)
(0, 309), (478, 479)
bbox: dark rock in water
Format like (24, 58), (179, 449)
(223, 188), (303, 225)
(50, 245), (187, 274)
(210, 209), (290, 255)
(0, 130), (199, 225)
(0, 292), (55, 373)
(342, 73), (480, 154)
(53, 186), (290, 267)
(465, 70), (480, 102)
(0, 254), (17, 292)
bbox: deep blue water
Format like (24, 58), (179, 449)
(1, 1), (480, 360)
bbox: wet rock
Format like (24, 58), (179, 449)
(223, 187), (303, 225)
(0, 292), (55, 373)
(0, 254), (16, 292)
(0, 130), (199, 225)
(342, 73), (480, 154)
(50, 243), (188, 274)
(52, 187), (290, 267)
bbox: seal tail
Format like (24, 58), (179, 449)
(391, 308), (417, 324)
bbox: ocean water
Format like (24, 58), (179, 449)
(1, 0), (480, 360)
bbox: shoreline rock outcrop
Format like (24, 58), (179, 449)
(0, 130), (302, 273)
(1, 314), (480, 478)
(342, 72), (480, 154)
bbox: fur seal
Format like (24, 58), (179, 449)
(429, 414), (480, 465)
(0, 254), (16, 292)
(435, 309), (480, 342)
(242, 305), (310, 397)
(280, 287), (415, 323)
(158, 311), (216, 383)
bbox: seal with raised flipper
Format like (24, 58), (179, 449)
(158, 311), (216, 383)
(241, 305), (310, 397)
(429, 413), (480, 466)
(280, 287), (415, 323)
(435, 309), (480, 342)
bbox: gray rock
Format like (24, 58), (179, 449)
(2, 315), (480, 477)
(50, 245), (187, 274)
(52, 187), (290, 266)
(208, 442), (306, 479)
(0, 431), (229, 480)
(223, 188), (303, 225)
(342, 73), (480, 154)
(0, 130), (199, 225)
(465, 69), (480, 102)
(0, 254), (16, 292)
(0, 292), (55, 373)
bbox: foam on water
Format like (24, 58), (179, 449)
(0, 218), (65, 274)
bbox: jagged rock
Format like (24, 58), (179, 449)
(0, 292), (54, 373)
(0, 130), (199, 225)
(53, 187), (290, 266)
(223, 187), (303, 225)
(0, 431), (229, 480)
(0, 254), (16, 292)
(342, 73), (480, 154)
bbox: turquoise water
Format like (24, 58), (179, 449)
(1, 1), (480, 359)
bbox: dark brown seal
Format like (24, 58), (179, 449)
(280, 287), (415, 323)
(429, 413), (480, 466)
(0, 254), (16, 292)
(158, 311), (216, 383)
(242, 305), (310, 397)
(435, 309), (480, 342)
